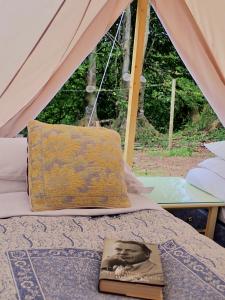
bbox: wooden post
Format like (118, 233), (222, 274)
(205, 207), (218, 239)
(168, 79), (176, 150)
(124, 0), (149, 166)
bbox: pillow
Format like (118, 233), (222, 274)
(0, 138), (27, 181)
(28, 120), (130, 211)
(204, 141), (225, 160)
(198, 157), (225, 179)
(186, 167), (225, 201)
(124, 162), (153, 194)
(0, 137), (150, 195)
(0, 180), (27, 194)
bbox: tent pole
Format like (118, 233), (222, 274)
(124, 0), (149, 166)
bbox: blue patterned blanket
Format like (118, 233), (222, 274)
(7, 240), (225, 300)
(1, 210), (225, 299)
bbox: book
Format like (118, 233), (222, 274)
(99, 239), (164, 300)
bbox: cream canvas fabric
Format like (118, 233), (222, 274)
(152, 0), (225, 127)
(1, 1), (225, 135)
(0, 0), (131, 137)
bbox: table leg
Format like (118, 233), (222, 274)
(205, 207), (218, 239)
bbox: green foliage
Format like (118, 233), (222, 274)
(136, 122), (159, 146)
(36, 5), (220, 142)
(195, 104), (220, 131)
(143, 75), (205, 132)
(148, 147), (193, 157)
(139, 127), (225, 154)
(168, 147), (193, 157)
(205, 128), (225, 140)
(95, 38), (123, 120)
(37, 63), (88, 125)
(142, 9), (206, 133)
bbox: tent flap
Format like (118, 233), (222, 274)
(1, 0), (225, 136)
(152, 0), (225, 127)
(0, 0), (131, 137)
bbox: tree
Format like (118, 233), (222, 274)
(83, 47), (98, 126)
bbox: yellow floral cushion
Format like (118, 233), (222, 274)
(28, 120), (130, 211)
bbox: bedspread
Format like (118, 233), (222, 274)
(0, 209), (225, 299)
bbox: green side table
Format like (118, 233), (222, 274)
(138, 176), (224, 239)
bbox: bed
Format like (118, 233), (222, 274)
(0, 134), (225, 299)
(1, 207), (225, 300)
(1, 1), (225, 298)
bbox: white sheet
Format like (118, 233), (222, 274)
(0, 192), (161, 218)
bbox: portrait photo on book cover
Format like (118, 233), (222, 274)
(100, 240), (164, 285)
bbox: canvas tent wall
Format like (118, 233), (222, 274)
(152, 0), (225, 125)
(125, 0), (225, 164)
(0, 0), (225, 161)
(0, 0), (131, 137)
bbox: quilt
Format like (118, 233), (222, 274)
(1, 209), (225, 299)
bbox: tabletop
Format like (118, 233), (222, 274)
(138, 176), (224, 207)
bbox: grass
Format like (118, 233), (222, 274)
(136, 127), (225, 156)
(147, 147), (193, 157)
(132, 126), (225, 176)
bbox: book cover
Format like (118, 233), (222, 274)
(99, 239), (164, 299)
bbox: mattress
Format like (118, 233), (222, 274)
(1, 209), (225, 300)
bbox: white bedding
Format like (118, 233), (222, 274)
(0, 192), (161, 218)
(186, 167), (225, 202)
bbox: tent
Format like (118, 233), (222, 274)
(1, 4), (225, 297)
(0, 0), (225, 164)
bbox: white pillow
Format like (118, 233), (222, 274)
(0, 138), (27, 181)
(198, 157), (225, 179)
(204, 141), (225, 160)
(186, 167), (225, 201)
(0, 138), (151, 194)
(0, 180), (27, 193)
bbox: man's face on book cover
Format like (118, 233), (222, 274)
(113, 242), (148, 265)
